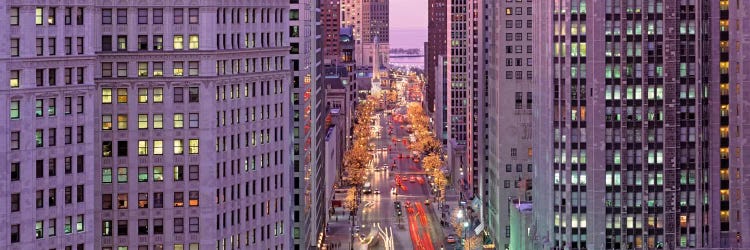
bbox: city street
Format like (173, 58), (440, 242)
(326, 74), (458, 250)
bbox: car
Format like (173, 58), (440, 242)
(373, 189), (381, 194)
(409, 176), (416, 183)
(401, 176), (409, 182)
(425, 199), (431, 205)
(446, 235), (457, 244)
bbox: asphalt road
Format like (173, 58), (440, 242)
(356, 102), (447, 250)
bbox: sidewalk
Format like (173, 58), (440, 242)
(323, 210), (356, 250)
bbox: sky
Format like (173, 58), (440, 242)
(389, 0), (428, 30)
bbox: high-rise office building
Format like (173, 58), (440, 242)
(2, 2), (292, 249)
(341, 0), (388, 68)
(289, 0), (327, 249)
(321, 0), (341, 65)
(426, 0), (447, 113)
(1, 4), (97, 249)
(447, 0), (485, 201)
(533, 1), (750, 249)
(485, 0), (535, 249)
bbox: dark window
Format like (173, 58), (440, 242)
(102, 9), (112, 24)
(117, 141), (128, 156)
(117, 9), (127, 24)
(101, 35), (112, 51)
(174, 8), (184, 24)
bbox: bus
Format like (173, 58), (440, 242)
(362, 182), (372, 194)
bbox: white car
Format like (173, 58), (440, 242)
(373, 189), (381, 194)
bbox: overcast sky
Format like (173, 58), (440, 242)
(390, 0), (428, 30)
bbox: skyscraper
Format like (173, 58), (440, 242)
(3, 2), (292, 249)
(342, 0), (389, 69)
(447, 0), (485, 201)
(485, 0), (535, 249)
(289, 0), (327, 249)
(321, 0), (341, 65)
(426, 0), (447, 113)
(533, 1), (750, 249)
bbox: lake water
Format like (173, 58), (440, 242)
(389, 28), (427, 69)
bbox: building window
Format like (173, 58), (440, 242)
(102, 9), (112, 24)
(117, 193), (128, 208)
(102, 115), (113, 130)
(188, 139), (199, 154)
(174, 113), (184, 128)
(138, 193), (148, 208)
(188, 191), (199, 206)
(174, 8), (184, 24)
(117, 36), (127, 51)
(11, 224), (20, 243)
(36, 7), (44, 25)
(76, 214), (84, 232)
(173, 61), (184, 76)
(36, 38), (44, 56)
(173, 35), (183, 50)
(138, 35), (148, 50)
(102, 220), (112, 236)
(188, 61), (199, 76)
(138, 88), (148, 103)
(117, 9), (127, 24)
(188, 8), (199, 24)
(153, 114), (163, 128)
(9, 70), (20, 88)
(189, 35), (199, 49)
(10, 38), (19, 57)
(102, 169), (112, 183)
(153, 62), (164, 77)
(117, 62), (127, 77)
(153, 88), (163, 102)
(138, 9), (148, 24)
(174, 218), (184, 233)
(174, 192), (184, 207)
(153, 35), (163, 50)
(117, 114), (128, 129)
(174, 165), (184, 181)
(138, 114), (148, 129)
(188, 87), (199, 102)
(506, 164), (512, 172)
(153, 219), (164, 234)
(153, 140), (164, 155)
(189, 113), (199, 128)
(173, 139), (184, 155)
(138, 140), (148, 155)
(101, 35), (112, 51)
(10, 7), (20, 25)
(102, 141), (112, 157)
(189, 165), (199, 180)
(188, 217), (199, 233)
(10, 101), (20, 119)
(117, 220), (128, 236)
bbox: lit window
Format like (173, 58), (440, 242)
(189, 35), (199, 49)
(153, 62), (164, 76)
(64, 216), (72, 234)
(174, 139), (184, 155)
(138, 114), (148, 129)
(138, 88), (148, 103)
(102, 88), (112, 103)
(117, 88), (128, 103)
(189, 191), (199, 206)
(188, 139), (199, 154)
(138, 140), (148, 155)
(153, 140), (163, 155)
(36, 7), (44, 25)
(153, 166), (164, 182)
(10, 70), (20, 88)
(117, 193), (128, 209)
(153, 114), (163, 129)
(173, 35), (184, 50)
(76, 214), (84, 232)
(173, 61), (184, 76)
(10, 101), (20, 119)
(117, 167), (128, 183)
(174, 113), (184, 128)
(174, 192), (184, 207)
(117, 114), (128, 129)
(102, 115), (112, 130)
(174, 165), (184, 181)
(153, 88), (163, 103)
(138, 62), (148, 77)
